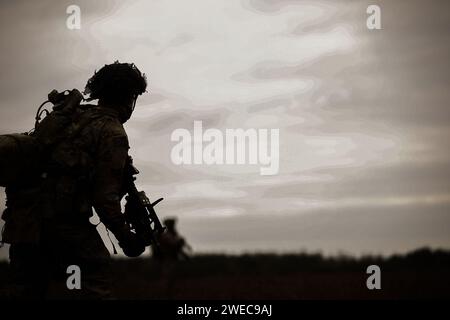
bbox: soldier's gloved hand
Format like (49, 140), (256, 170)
(119, 232), (145, 258)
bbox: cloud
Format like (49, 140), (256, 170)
(1, 0), (450, 258)
(181, 203), (450, 255)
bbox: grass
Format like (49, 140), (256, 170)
(1, 247), (449, 299)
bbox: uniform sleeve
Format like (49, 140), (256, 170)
(92, 121), (129, 235)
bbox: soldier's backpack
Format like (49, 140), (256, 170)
(0, 133), (42, 187)
(0, 89), (87, 187)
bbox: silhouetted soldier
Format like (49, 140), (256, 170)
(1, 62), (147, 299)
(154, 217), (191, 262)
(152, 217), (191, 298)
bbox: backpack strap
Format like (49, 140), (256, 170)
(65, 107), (98, 141)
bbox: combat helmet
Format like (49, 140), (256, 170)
(84, 61), (147, 122)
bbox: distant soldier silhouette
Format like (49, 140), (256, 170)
(153, 217), (191, 262)
(1, 62), (147, 299)
(152, 217), (191, 298)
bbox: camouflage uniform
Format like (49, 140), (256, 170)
(2, 105), (131, 299)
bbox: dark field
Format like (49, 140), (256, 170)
(1, 248), (450, 299)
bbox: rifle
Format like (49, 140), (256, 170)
(123, 156), (166, 251)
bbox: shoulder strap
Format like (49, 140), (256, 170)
(66, 108), (97, 141)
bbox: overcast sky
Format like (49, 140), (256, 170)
(1, 0), (450, 259)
